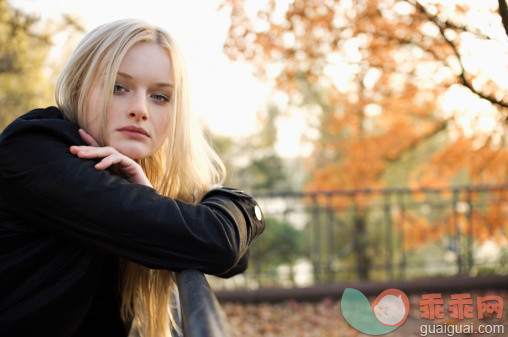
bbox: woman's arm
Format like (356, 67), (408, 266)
(0, 108), (264, 276)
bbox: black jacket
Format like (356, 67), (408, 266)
(0, 107), (265, 336)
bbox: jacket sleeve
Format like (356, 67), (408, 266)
(0, 112), (265, 277)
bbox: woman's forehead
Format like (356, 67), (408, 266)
(117, 43), (174, 84)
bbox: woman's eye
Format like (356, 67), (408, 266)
(113, 84), (126, 93)
(152, 94), (170, 104)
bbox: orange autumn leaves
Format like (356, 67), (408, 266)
(396, 190), (508, 250)
(413, 137), (508, 187)
(309, 109), (449, 192)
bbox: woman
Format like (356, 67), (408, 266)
(0, 19), (264, 337)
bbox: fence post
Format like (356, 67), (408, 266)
(311, 195), (322, 283)
(466, 188), (474, 275)
(397, 191), (407, 279)
(452, 190), (463, 276)
(326, 194), (335, 283)
(384, 191), (394, 280)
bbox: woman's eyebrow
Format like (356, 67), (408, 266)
(118, 72), (132, 79)
(117, 71), (173, 87)
(155, 82), (174, 88)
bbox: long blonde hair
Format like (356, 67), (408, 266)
(55, 19), (226, 337)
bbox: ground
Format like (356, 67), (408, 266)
(221, 290), (508, 337)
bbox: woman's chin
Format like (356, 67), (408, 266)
(114, 144), (150, 160)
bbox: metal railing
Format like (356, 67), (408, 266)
(174, 269), (235, 337)
(210, 184), (508, 289)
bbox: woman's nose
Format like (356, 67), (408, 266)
(128, 95), (149, 121)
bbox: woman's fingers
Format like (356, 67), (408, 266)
(78, 129), (100, 147)
(69, 144), (152, 187)
(95, 152), (124, 170)
(70, 145), (117, 169)
(70, 145), (115, 159)
(70, 145), (128, 169)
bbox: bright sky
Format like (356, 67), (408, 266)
(9, 0), (275, 141)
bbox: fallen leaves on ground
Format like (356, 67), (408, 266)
(221, 290), (508, 337)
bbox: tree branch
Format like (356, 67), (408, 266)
(408, 0), (508, 109)
(402, 0), (492, 39)
(384, 120), (449, 166)
(369, 31), (453, 69)
(500, 0), (508, 36)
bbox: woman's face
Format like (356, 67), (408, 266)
(86, 42), (174, 159)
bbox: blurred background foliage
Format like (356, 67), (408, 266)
(221, 0), (507, 193)
(0, 0), (84, 126)
(0, 0), (52, 125)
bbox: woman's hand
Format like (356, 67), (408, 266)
(70, 129), (153, 187)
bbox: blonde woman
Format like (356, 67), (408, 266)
(0, 19), (264, 337)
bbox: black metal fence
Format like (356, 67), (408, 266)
(210, 184), (508, 290)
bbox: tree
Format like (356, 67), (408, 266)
(221, 0), (508, 279)
(249, 216), (304, 284)
(222, 0), (507, 189)
(0, 0), (53, 126)
(209, 104), (291, 192)
(236, 105), (290, 191)
(0, 0), (85, 128)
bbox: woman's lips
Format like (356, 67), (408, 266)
(118, 126), (149, 139)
